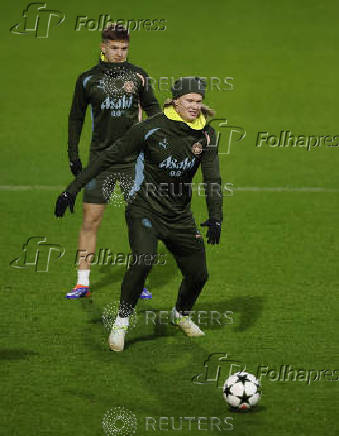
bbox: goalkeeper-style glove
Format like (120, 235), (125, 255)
(54, 191), (76, 217)
(201, 218), (221, 244)
(69, 158), (82, 176)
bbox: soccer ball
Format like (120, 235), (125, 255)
(223, 372), (261, 410)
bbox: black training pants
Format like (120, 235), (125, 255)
(118, 208), (208, 317)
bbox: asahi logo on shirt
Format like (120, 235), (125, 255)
(159, 156), (196, 170)
(101, 95), (133, 113)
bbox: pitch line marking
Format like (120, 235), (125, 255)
(0, 185), (338, 192)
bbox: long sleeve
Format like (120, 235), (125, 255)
(138, 69), (161, 117)
(200, 126), (223, 222)
(67, 75), (88, 161)
(66, 123), (145, 196)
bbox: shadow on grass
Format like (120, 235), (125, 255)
(230, 404), (267, 414)
(76, 294), (266, 417)
(124, 312), (181, 349)
(124, 334), (164, 350)
(0, 349), (38, 360)
(91, 264), (125, 289)
(194, 296), (265, 332)
(81, 293), (264, 351)
(91, 246), (179, 291)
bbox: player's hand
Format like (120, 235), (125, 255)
(69, 158), (82, 176)
(54, 191), (76, 217)
(201, 218), (221, 244)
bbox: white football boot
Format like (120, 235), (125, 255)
(108, 326), (128, 352)
(108, 316), (129, 352)
(171, 308), (205, 337)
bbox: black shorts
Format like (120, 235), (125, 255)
(83, 164), (135, 204)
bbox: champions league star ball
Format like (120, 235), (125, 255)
(223, 372), (261, 410)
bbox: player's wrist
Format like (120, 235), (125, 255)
(209, 218), (221, 226)
(69, 158), (82, 176)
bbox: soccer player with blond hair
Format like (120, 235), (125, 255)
(56, 77), (223, 351)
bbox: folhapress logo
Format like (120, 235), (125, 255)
(208, 119), (246, 155)
(10, 236), (65, 272)
(10, 3), (65, 38)
(192, 353), (246, 388)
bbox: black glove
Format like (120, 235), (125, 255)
(201, 218), (221, 244)
(69, 158), (82, 176)
(54, 191), (76, 217)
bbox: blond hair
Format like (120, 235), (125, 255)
(163, 99), (215, 118)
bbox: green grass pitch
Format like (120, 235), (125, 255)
(1, 0), (339, 435)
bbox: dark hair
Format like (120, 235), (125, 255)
(102, 23), (129, 42)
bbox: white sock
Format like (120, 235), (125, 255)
(77, 269), (90, 287)
(114, 316), (129, 328)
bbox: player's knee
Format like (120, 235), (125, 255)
(129, 262), (153, 278)
(82, 216), (102, 232)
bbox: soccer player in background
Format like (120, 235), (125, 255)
(56, 77), (223, 351)
(67, 23), (160, 299)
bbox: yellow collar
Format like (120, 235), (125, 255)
(164, 106), (206, 130)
